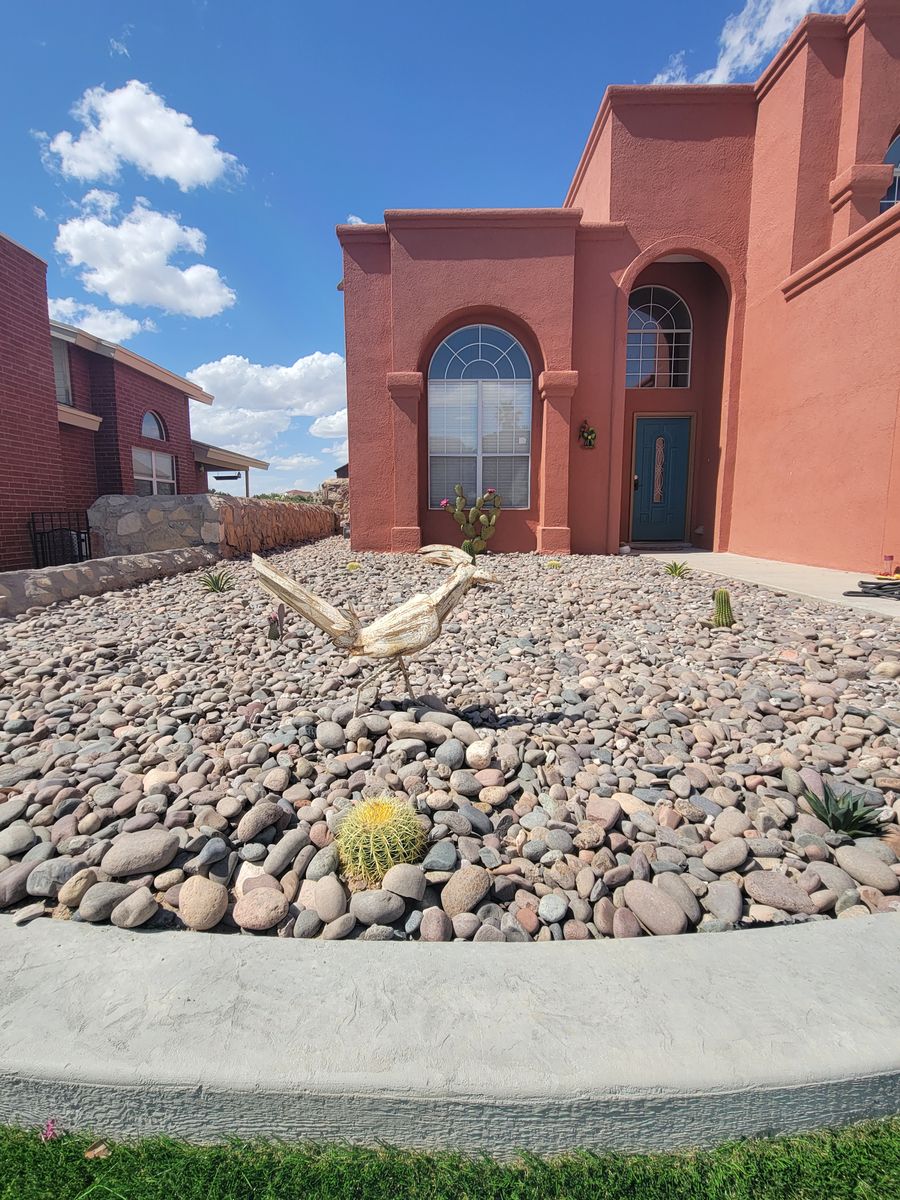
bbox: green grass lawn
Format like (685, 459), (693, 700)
(1, 1121), (899, 1200)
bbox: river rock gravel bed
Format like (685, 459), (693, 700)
(1, 537), (898, 942)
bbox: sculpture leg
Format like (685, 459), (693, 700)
(397, 655), (417, 703)
(353, 658), (393, 717)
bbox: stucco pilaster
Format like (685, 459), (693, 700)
(386, 371), (424, 551)
(537, 370), (578, 555)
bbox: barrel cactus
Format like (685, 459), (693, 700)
(335, 796), (425, 885)
(440, 484), (502, 561)
(711, 588), (735, 628)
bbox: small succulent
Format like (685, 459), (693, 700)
(546, 559), (563, 569)
(804, 779), (884, 839)
(335, 795), (425, 885)
(267, 602), (286, 640)
(346, 561), (361, 571)
(711, 588), (735, 627)
(664, 560), (690, 578)
(199, 567), (235, 593)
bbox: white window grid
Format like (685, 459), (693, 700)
(132, 448), (176, 496)
(626, 286), (692, 389)
(141, 411), (166, 440)
(51, 338), (72, 406)
(427, 325), (533, 510)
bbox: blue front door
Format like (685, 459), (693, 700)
(631, 417), (691, 542)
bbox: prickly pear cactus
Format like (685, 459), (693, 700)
(440, 484), (502, 561)
(711, 588), (735, 628)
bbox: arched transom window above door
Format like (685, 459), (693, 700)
(626, 286), (692, 389)
(880, 133), (900, 214)
(427, 324), (532, 509)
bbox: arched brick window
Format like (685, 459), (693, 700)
(427, 324), (532, 508)
(141, 411), (166, 440)
(626, 287), (692, 389)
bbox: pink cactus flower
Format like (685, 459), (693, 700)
(439, 498), (450, 509)
(485, 488), (496, 495)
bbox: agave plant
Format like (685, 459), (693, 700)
(199, 567), (235, 593)
(803, 779), (884, 838)
(664, 560), (690, 578)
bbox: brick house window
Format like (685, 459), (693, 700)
(133, 448), (176, 496)
(51, 338), (72, 405)
(141, 411), (166, 439)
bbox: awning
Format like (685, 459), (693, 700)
(191, 441), (269, 471)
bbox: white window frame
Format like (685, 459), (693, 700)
(427, 324), (533, 510)
(132, 448), (177, 496)
(626, 286), (693, 390)
(51, 338), (72, 406)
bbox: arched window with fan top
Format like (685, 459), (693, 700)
(427, 323), (533, 509)
(626, 287), (692, 389)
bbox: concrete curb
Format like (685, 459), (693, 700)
(1, 914), (899, 1154)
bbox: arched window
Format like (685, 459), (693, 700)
(428, 323), (532, 508)
(141, 411), (166, 440)
(880, 133), (900, 214)
(626, 287), (692, 389)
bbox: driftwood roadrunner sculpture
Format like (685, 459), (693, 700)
(252, 545), (494, 713)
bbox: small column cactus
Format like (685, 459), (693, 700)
(267, 602), (286, 640)
(711, 588), (735, 628)
(439, 484), (502, 561)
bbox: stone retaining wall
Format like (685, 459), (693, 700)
(89, 494), (336, 558)
(0, 548), (216, 619)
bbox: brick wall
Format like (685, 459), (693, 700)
(57, 426), (99, 512)
(0, 235), (64, 570)
(109, 361), (205, 496)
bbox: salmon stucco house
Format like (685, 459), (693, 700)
(337, 0), (900, 572)
(0, 232), (267, 571)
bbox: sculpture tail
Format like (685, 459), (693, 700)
(419, 544), (474, 568)
(251, 554), (359, 647)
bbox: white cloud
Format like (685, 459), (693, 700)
(33, 205), (47, 220)
(45, 79), (242, 191)
(109, 38), (129, 57)
(346, 213), (365, 225)
(322, 438), (348, 460)
(308, 408), (347, 439)
(55, 197), (235, 317)
(268, 452), (322, 470)
(79, 188), (119, 219)
(186, 351), (345, 417)
(189, 406), (293, 458)
(653, 1), (851, 85)
(48, 297), (155, 342)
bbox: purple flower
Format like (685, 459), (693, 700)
(439, 498), (450, 509)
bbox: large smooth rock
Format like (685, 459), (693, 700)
(350, 889), (405, 926)
(623, 881), (687, 936)
(235, 802), (281, 844)
(835, 846), (899, 893)
(440, 865), (491, 917)
(178, 875), (229, 931)
(0, 822), (38, 859)
(79, 882), (136, 922)
(381, 863), (426, 901)
(314, 874), (348, 923)
(111, 886), (158, 929)
(101, 830), (179, 877)
(232, 888), (289, 931)
(702, 838), (749, 873)
(744, 871), (816, 914)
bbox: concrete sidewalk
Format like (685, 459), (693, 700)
(641, 550), (900, 620)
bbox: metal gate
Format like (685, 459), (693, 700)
(29, 511), (92, 568)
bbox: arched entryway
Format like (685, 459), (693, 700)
(619, 255), (731, 549)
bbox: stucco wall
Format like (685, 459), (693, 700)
(89, 494), (336, 558)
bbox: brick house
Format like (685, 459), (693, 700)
(0, 231), (267, 570)
(338, 0), (900, 572)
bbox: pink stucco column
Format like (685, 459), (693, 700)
(828, 164), (894, 240)
(386, 371), (423, 551)
(536, 369), (578, 555)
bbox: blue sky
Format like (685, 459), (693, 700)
(1, 1), (850, 495)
